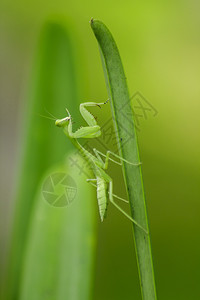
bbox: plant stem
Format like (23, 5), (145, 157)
(90, 19), (157, 300)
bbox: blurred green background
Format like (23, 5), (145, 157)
(1, 0), (200, 299)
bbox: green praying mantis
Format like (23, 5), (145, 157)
(55, 100), (147, 234)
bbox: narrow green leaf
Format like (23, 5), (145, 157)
(4, 20), (84, 299)
(19, 155), (96, 300)
(91, 19), (157, 300)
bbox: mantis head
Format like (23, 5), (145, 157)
(55, 116), (71, 128)
(55, 108), (71, 128)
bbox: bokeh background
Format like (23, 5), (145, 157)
(1, 1), (200, 299)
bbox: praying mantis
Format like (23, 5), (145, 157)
(55, 100), (147, 233)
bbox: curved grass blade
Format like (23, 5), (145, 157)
(90, 19), (157, 300)
(19, 156), (96, 300)
(4, 20), (82, 299)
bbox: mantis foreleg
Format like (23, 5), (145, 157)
(66, 101), (108, 139)
(80, 101), (108, 126)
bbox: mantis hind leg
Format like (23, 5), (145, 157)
(93, 149), (141, 170)
(87, 180), (128, 203)
(93, 148), (104, 165)
(108, 180), (148, 234)
(86, 179), (97, 183)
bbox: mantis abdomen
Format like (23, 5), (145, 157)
(96, 177), (108, 222)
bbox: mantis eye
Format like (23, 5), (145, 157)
(55, 119), (62, 127)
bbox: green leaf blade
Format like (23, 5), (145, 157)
(19, 159), (96, 300)
(4, 20), (86, 300)
(91, 19), (157, 300)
